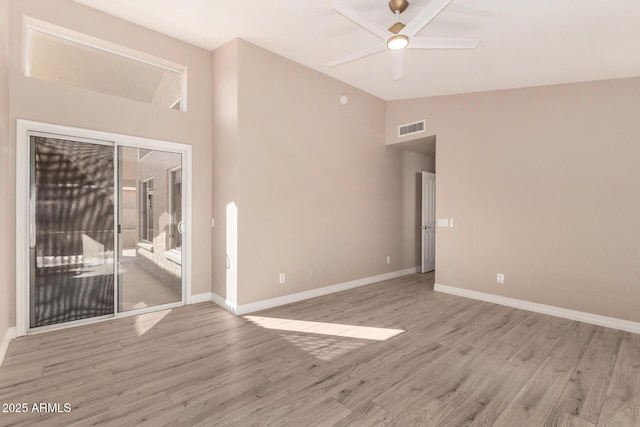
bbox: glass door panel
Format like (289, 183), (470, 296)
(30, 136), (115, 328)
(118, 147), (183, 312)
(169, 167), (182, 251)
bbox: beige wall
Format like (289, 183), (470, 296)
(211, 39), (240, 300)
(387, 77), (640, 323)
(4, 2), (432, 329)
(12, 0), (632, 332)
(6, 0), (213, 329)
(230, 40), (431, 305)
(0, 0), (10, 339)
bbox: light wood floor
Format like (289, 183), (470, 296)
(1, 273), (639, 426)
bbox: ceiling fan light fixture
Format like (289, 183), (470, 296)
(387, 34), (409, 50)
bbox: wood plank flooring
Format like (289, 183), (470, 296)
(1, 273), (639, 426)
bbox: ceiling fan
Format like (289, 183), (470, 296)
(327, 0), (480, 80)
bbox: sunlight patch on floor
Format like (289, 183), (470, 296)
(280, 333), (367, 361)
(244, 316), (405, 341)
(134, 305), (171, 336)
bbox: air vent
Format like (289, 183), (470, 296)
(398, 120), (426, 137)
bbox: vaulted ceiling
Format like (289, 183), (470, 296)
(73, 0), (640, 100)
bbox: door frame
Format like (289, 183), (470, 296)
(16, 120), (193, 336)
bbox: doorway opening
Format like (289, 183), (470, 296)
(386, 134), (436, 274)
(421, 171), (435, 273)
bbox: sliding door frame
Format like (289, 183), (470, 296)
(16, 120), (193, 336)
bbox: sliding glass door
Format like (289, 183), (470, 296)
(26, 130), (187, 332)
(30, 136), (115, 328)
(117, 147), (183, 313)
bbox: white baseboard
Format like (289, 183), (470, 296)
(434, 283), (640, 334)
(211, 292), (239, 313)
(0, 327), (17, 367)
(191, 292), (213, 304)
(212, 267), (420, 316)
(210, 292), (225, 308)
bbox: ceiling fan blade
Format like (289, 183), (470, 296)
(332, 2), (391, 40)
(391, 50), (404, 81)
(401, 0), (453, 37)
(409, 37), (481, 49)
(326, 44), (387, 68)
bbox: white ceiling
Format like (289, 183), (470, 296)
(73, 0), (640, 101)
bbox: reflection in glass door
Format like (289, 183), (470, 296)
(118, 147), (183, 312)
(169, 167), (182, 251)
(30, 136), (115, 328)
(139, 178), (154, 242)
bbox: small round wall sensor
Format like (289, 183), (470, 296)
(339, 94), (349, 105)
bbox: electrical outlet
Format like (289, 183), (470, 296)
(497, 273), (504, 284)
(386, 256), (391, 264)
(309, 269), (315, 278)
(279, 273), (285, 284)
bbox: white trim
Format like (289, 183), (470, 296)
(116, 301), (183, 319)
(24, 314), (115, 335)
(182, 148), (192, 304)
(434, 283), (640, 334)
(211, 292), (230, 309)
(23, 16), (188, 111)
(21, 302), (184, 337)
(23, 16), (185, 74)
(211, 292), (239, 313)
(191, 293), (213, 304)
(16, 120), (193, 336)
(0, 327), (17, 367)
(16, 121), (30, 337)
(113, 143), (120, 321)
(212, 267), (420, 316)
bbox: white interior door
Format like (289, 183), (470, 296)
(421, 171), (435, 273)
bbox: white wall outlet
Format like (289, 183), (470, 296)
(386, 256), (391, 264)
(211, 218), (215, 228)
(449, 218), (454, 228)
(309, 269), (315, 278)
(497, 273), (504, 284)
(279, 273), (285, 284)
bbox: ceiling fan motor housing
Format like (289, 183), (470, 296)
(388, 22), (406, 34)
(389, 0), (409, 14)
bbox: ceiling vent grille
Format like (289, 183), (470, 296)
(398, 120), (425, 137)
